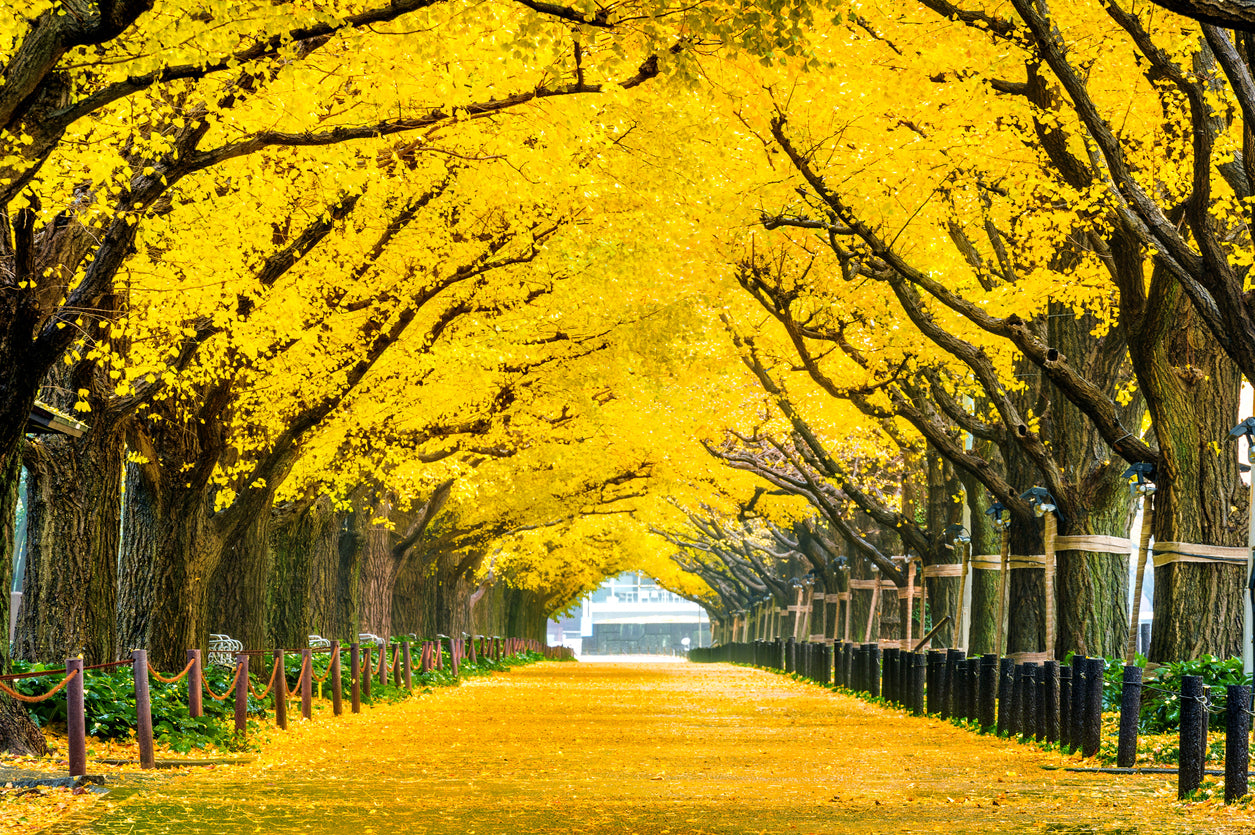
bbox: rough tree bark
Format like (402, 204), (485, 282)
(1129, 272), (1245, 660)
(266, 495), (344, 648)
(15, 416), (124, 665)
(0, 446), (47, 754)
(207, 507), (273, 650)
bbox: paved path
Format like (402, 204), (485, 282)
(48, 663), (1240, 833)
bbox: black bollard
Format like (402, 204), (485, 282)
(953, 658), (969, 720)
(819, 643), (833, 685)
(943, 649), (962, 719)
(785, 638), (796, 674)
(911, 652), (927, 716)
(997, 657), (1013, 736)
(966, 658), (979, 722)
(900, 647), (913, 705)
(854, 645), (866, 693)
(1044, 660), (1059, 743)
(1009, 663), (1025, 738)
(927, 651), (945, 715)
(979, 655), (997, 730)
(869, 645), (882, 699)
(1179, 675), (1206, 799)
(1020, 663), (1038, 743)
(1225, 684), (1251, 804)
(1117, 665), (1142, 768)
(1082, 657), (1105, 758)
(1070, 656), (1088, 754)
(1059, 665), (1072, 750)
(888, 648), (901, 703)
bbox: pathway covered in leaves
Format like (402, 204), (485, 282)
(45, 662), (1247, 834)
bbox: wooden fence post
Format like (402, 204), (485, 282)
(331, 642), (343, 716)
(403, 642), (413, 690)
(67, 657), (85, 778)
(301, 648), (312, 720)
(234, 654), (249, 735)
(275, 650), (288, 730)
(350, 643), (361, 714)
(132, 650), (155, 769)
(187, 649), (203, 719)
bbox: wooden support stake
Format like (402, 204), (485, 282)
(67, 658), (85, 778)
(331, 642), (343, 716)
(300, 648), (312, 720)
(234, 654), (249, 735)
(187, 649), (203, 719)
(132, 650), (155, 769)
(275, 651), (288, 731)
(350, 644), (361, 714)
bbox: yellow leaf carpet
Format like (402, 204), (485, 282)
(34, 662), (1253, 834)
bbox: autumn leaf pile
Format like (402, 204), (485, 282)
(6, 662), (1252, 834)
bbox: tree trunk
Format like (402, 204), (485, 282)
(337, 511), (364, 642)
(15, 422), (124, 665)
(267, 496), (343, 648)
(208, 506), (272, 650)
(145, 492), (222, 670)
(1128, 271), (1245, 661)
(0, 445), (47, 755)
(1042, 305), (1139, 658)
(357, 496), (399, 638)
(961, 470), (999, 654)
(117, 460), (160, 655)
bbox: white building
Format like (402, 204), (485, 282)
(548, 572), (709, 656)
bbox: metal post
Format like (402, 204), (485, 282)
(234, 654), (249, 736)
(187, 649), (203, 719)
(331, 642), (343, 716)
(1225, 684), (1251, 804)
(1117, 665), (1142, 768)
(67, 657), (85, 778)
(132, 650), (155, 769)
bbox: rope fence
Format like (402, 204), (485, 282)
(695, 639), (1255, 805)
(5, 635), (565, 779)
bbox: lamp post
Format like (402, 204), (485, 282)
(947, 524), (971, 648)
(1123, 463), (1156, 664)
(987, 501), (1011, 658)
(1021, 487), (1060, 660)
(1229, 418), (1255, 678)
